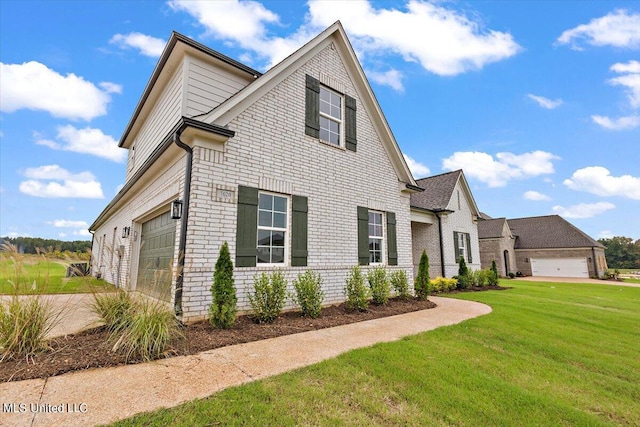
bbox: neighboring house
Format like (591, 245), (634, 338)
(410, 170), (481, 278)
(89, 22), (420, 320)
(478, 215), (608, 278)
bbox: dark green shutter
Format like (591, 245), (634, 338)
(357, 206), (369, 266)
(291, 195), (308, 267)
(453, 231), (460, 262)
(466, 233), (472, 263)
(345, 95), (357, 152)
(305, 75), (320, 138)
(386, 212), (397, 266)
(235, 186), (258, 267)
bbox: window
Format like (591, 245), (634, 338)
(257, 192), (288, 264)
(305, 75), (357, 152)
(457, 232), (466, 261)
(368, 211), (384, 264)
(319, 86), (342, 146)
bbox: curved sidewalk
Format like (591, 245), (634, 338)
(0, 296), (491, 427)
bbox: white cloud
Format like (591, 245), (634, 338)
(366, 69), (404, 92)
(563, 166), (640, 200)
(591, 115), (640, 130)
(610, 60), (640, 74)
(442, 150), (559, 187)
(527, 94), (563, 109)
(557, 9), (640, 50)
(552, 202), (615, 219)
(0, 61), (120, 121)
(36, 125), (125, 163)
(403, 154), (430, 178)
(110, 32), (166, 57)
(169, 0), (520, 75)
(19, 165), (104, 199)
(49, 219), (89, 228)
(608, 60), (640, 108)
(598, 230), (614, 239)
(523, 190), (550, 201)
(74, 229), (91, 237)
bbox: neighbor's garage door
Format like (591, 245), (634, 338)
(136, 211), (176, 301)
(530, 258), (588, 278)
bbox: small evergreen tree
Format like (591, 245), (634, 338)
(208, 242), (237, 328)
(457, 256), (470, 289)
(414, 250), (430, 300)
(490, 260), (499, 286)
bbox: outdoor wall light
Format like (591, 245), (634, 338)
(171, 199), (183, 220)
(122, 226), (131, 238)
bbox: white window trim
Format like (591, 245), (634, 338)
(256, 191), (290, 267)
(319, 85), (344, 147)
(368, 210), (385, 265)
(458, 232), (467, 262)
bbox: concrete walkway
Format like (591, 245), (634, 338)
(0, 296), (491, 427)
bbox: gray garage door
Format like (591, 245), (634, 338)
(530, 258), (589, 278)
(136, 211), (176, 301)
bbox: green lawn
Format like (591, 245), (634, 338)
(111, 280), (640, 426)
(0, 256), (114, 294)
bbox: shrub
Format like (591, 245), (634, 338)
(508, 272), (515, 279)
(0, 295), (59, 360)
(457, 257), (471, 289)
(367, 266), (390, 305)
(390, 270), (410, 299)
(209, 242), (237, 329)
(470, 269), (490, 287)
(249, 270), (287, 323)
(292, 270), (324, 318)
(490, 260), (499, 286)
(344, 266), (369, 311)
(429, 277), (458, 293)
(414, 250), (431, 300)
(91, 290), (134, 333)
(112, 298), (183, 362)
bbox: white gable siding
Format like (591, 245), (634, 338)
(184, 55), (253, 117)
(179, 43), (413, 319)
(125, 66), (184, 182)
(440, 186), (481, 276)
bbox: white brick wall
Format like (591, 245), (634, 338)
(440, 186), (481, 276)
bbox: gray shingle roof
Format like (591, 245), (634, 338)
(410, 170), (462, 211)
(477, 218), (508, 239)
(507, 215), (604, 249)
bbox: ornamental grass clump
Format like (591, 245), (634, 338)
(112, 298), (183, 362)
(209, 242), (237, 329)
(292, 270), (324, 318)
(414, 250), (431, 300)
(390, 269), (410, 299)
(344, 266), (369, 311)
(249, 270), (287, 323)
(91, 289), (134, 333)
(367, 266), (390, 305)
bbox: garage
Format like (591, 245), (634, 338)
(530, 257), (588, 278)
(136, 211), (176, 301)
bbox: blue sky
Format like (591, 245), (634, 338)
(1, 0), (639, 242)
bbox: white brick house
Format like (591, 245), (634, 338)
(89, 22), (421, 320)
(410, 170), (481, 278)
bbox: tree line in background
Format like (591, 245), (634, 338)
(598, 237), (640, 270)
(0, 236), (91, 258)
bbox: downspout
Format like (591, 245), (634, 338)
(173, 128), (193, 317)
(436, 213), (446, 277)
(591, 246), (599, 278)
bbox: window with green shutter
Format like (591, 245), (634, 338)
(305, 74), (357, 152)
(453, 231), (471, 263)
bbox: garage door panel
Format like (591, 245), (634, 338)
(530, 258), (588, 278)
(136, 211), (175, 302)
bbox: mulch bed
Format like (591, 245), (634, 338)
(0, 287), (508, 383)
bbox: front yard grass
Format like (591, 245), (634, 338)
(0, 256), (114, 294)
(111, 280), (640, 426)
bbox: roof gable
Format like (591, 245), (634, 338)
(478, 218), (509, 239)
(198, 21), (417, 188)
(507, 215), (604, 249)
(411, 170), (480, 215)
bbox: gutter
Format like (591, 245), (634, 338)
(433, 208), (454, 277)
